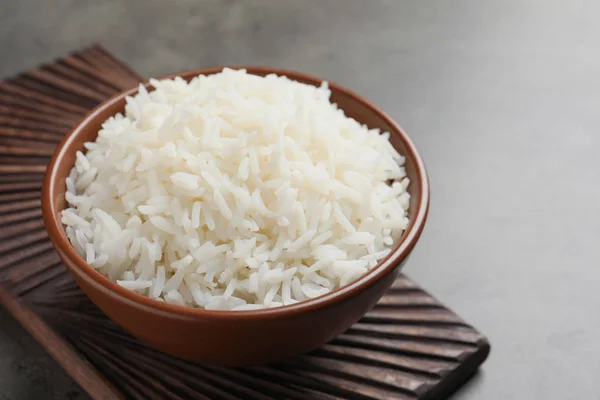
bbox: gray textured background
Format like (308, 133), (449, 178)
(1, 0), (599, 399)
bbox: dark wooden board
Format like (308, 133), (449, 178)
(0, 45), (489, 400)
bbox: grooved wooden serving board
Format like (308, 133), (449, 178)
(0, 45), (489, 400)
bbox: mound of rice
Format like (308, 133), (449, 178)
(62, 68), (410, 310)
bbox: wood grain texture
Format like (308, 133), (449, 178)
(0, 45), (489, 400)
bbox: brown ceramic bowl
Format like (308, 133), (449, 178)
(42, 67), (430, 366)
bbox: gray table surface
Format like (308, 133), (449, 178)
(1, 0), (599, 399)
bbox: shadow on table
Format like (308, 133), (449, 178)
(448, 370), (488, 399)
(0, 307), (89, 400)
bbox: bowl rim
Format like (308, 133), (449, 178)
(42, 66), (430, 320)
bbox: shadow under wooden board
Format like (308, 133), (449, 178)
(0, 45), (490, 400)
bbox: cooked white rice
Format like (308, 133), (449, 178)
(62, 68), (410, 310)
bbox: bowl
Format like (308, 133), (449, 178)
(42, 66), (430, 366)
